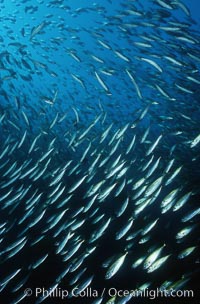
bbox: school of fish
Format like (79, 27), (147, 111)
(0, 0), (200, 303)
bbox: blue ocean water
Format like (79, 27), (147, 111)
(0, 1), (200, 304)
(188, 0), (200, 23)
